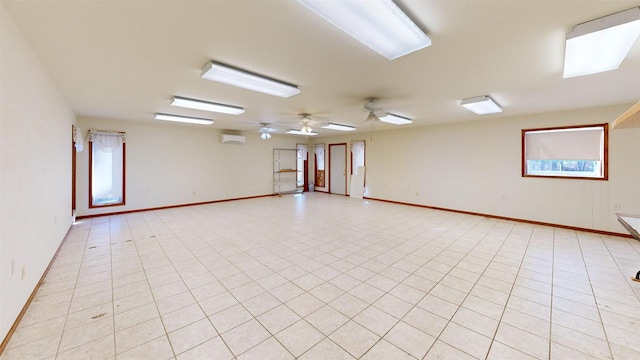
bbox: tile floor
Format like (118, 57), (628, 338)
(2, 193), (640, 360)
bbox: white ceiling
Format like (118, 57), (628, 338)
(4, 0), (640, 136)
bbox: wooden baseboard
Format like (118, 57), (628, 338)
(76, 194), (272, 219)
(364, 197), (633, 239)
(0, 226), (72, 355)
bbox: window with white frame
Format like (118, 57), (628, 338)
(522, 123), (607, 180)
(88, 130), (126, 207)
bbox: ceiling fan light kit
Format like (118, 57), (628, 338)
(154, 113), (214, 125)
(296, 0), (431, 60)
(461, 96), (502, 115)
(563, 7), (640, 78)
(260, 132), (272, 140)
(201, 61), (301, 98)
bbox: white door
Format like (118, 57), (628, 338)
(329, 144), (347, 195)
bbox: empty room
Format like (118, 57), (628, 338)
(2, 1), (640, 359)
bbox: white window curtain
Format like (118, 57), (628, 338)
(297, 144), (308, 160)
(88, 130), (126, 206)
(73, 126), (84, 152)
(352, 141), (365, 175)
(315, 144), (325, 170)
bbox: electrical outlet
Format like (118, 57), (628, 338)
(22, 266), (26, 280)
(11, 260), (15, 275)
(614, 203), (621, 211)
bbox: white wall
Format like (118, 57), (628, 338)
(313, 104), (640, 234)
(75, 117), (299, 217)
(1, 4), (75, 341)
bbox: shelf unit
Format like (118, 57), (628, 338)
(273, 148), (302, 195)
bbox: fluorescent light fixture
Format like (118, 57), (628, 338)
(461, 96), (502, 115)
(379, 113), (413, 125)
(322, 123), (357, 131)
(154, 113), (213, 125)
(201, 61), (300, 98)
(563, 7), (640, 78)
(260, 132), (272, 140)
(287, 129), (318, 136)
(297, 0), (431, 60)
(170, 96), (244, 115)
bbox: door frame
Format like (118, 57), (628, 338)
(328, 143), (347, 195)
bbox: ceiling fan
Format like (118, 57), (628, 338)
(364, 98), (383, 123)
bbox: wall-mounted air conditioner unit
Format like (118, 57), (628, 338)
(221, 134), (246, 144)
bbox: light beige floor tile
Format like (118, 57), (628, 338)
(275, 320), (324, 357)
(220, 319), (270, 356)
(209, 303), (253, 334)
(0, 333), (61, 360)
(388, 283), (426, 304)
(349, 283), (385, 303)
(353, 306), (398, 337)
(550, 342), (603, 360)
(329, 321), (380, 358)
(424, 340), (476, 360)
(604, 324), (640, 354)
(155, 291), (196, 315)
(495, 323), (550, 359)
(199, 291), (238, 316)
(64, 302), (112, 331)
(229, 281), (265, 302)
(237, 337), (294, 360)
(416, 294), (459, 320)
(257, 304), (301, 335)
(114, 303), (159, 332)
(285, 293), (324, 318)
(115, 317), (165, 354)
(487, 341), (538, 360)
(56, 334), (114, 360)
(113, 290), (154, 315)
(59, 315), (114, 353)
(305, 305), (349, 336)
(373, 293), (413, 319)
(361, 339), (415, 360)
(402, 306), (449, 338)
(117, 335), (174, 360)
(383, 321), (435, 359)
(176, 336), (233, 360)
(507, 296), (550, 321)
(429, 283), (468, 305)
(241, 292), (281, 317)
(270, 282), (305, 303)
(309, 282), (344, 303)
(551, 308), (606, 340)
(452, 307), (499, 338)
(168, 318), (218, 355)
(330, 293), (368, 318)
(501, 307), (550, 339)
(299, 338), (355, 359)
(161, 303), (206, 333)
(609, 343), (640, 360)
(439, 322), (492, 359)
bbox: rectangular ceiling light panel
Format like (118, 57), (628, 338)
(287, 129), (318, 136)
(322, 123), (357, 131)
(379, 113), (413, 124)
(201, 61), (300, 98)
(563, 7), (640, 78)
(297, 0), (431, 60)
(171, 96), (244, 115)
(461, 96), (502, 115)
(154, 113), (213, 125)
